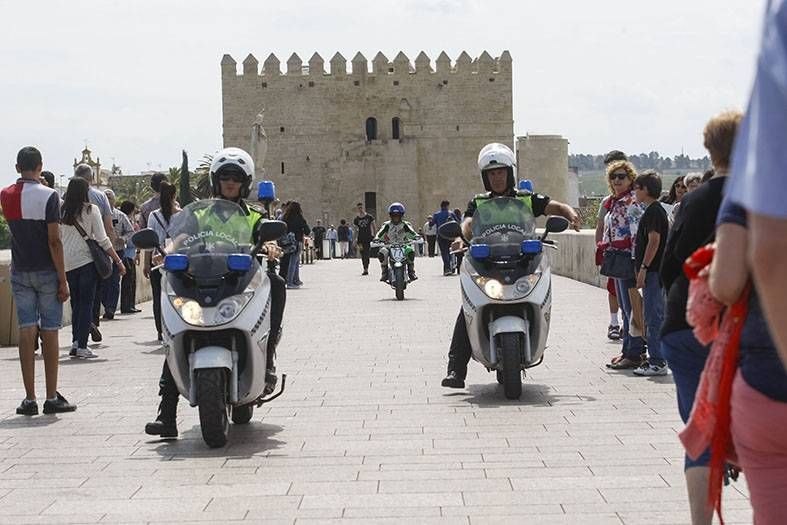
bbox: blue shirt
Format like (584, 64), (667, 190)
(728, 0), (787, 218)
(432, 209), (458, 228)
(717, 197), (787, 401)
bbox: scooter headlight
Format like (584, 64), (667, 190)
(170, 297), (204, 326)
(473, 276), (504, 299)
(214, 293), (253, 324)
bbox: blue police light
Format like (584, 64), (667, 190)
(258, 181), (276, 201)
(518, 179), (534, 192)
(470, 244), (491, 259)
(227, 254), (253, 272)
(164, 254), (189, 272)
(521, 239), (542, 254)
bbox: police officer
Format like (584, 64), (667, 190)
(441, 143), (580, 388)
(145, 147), (286, 438)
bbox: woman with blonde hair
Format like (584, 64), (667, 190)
(600, 160), (645, 369)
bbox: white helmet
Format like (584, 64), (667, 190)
(210, 147), (255, 198)
(477, 143), (516, 192)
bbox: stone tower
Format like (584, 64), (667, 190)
(221, 50), (513, 225)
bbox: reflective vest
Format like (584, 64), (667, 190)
(192, 200), (263, 245)
(472, 191), (534, 226)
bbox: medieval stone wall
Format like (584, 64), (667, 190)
(221, 51), (513, 225)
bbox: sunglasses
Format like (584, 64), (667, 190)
(218, 172), (246, 183)
(609, 173), (629, 181)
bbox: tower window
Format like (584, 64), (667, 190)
(280, 127), (285, 133)
(281, 162), (285, 174)
(308, 81), (315, 87)
(365, 117), (378, 141)
(393, 80), (399, 86)
(262, 82), (268, 88)
(354, 80), (360, 86)
(392, 117), (401, 140)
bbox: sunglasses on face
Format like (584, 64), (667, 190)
(218, 172), (245, 183)
(609, 173), (628, 181)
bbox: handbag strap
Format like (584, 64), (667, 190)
(153, 212), (170, 239)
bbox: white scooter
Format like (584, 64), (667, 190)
(438, 197), (569, 399)
(133, 199), (287, 448)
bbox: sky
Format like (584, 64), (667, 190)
(0, 0), (767, 187)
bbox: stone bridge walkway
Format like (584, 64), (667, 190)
(0, 257), (751, 524)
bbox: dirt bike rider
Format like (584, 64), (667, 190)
(441, 143), (581, 388)
(375, 202), (420, 283)
(145, 147), (287, 438)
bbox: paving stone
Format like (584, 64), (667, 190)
(0, 258), (753, 523)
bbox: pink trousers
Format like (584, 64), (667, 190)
(730, 370), (787, 525)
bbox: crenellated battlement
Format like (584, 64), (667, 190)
(221, 50), (512, 78)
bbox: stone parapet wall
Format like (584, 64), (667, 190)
(0, 250), (153, 346)
(547, 230), (605, 289)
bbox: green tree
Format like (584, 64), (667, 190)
(0, 209), (10, 250)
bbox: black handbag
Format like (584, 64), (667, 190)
(600, 249), (635, 280)
(73, 219), (113, 280)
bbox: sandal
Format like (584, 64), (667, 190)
(607, 357), (643, 370)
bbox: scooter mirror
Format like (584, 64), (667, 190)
(438, 221), (461, 240)
(545, 216), (570, 234)
(258, 220), (288, 243)
(132, 228), (160, 250)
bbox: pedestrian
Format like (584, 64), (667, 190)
(433, 200), (457, 276)
(684, 172), (703, 193)
(453, 207), (464, 273)
(1, 146), (76, 414)
(336, 219), (350, 258)
(145, 182), (180, 343)
(596, 150), (628, 341)
(660, 110), (742, 525)
(118, 200), (140, 313)
(702, 196), (787, 524)
(312, 219), (326, 259)
(353, 203), (376, 275)
(61, 177), (125, 359)
(601, 159), (646, 369)
(282, 201), (309, 288)
(631, 170), (669, 376)
(40, 170), (56, 190)
(423, 215), (437, 257)
(326, 224), (337, 258)
(727, 0), (787, 370)
(101, 189), (134, 320)
(137, 172), (169, 229)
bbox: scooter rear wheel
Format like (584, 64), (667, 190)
(196, 368), (229, 448)
(500, 333), (523, 399)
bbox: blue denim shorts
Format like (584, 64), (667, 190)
(10, 270), (63, 331)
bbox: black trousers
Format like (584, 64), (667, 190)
(120, 257), (137, 312)
(92, 275), (103, 325)
(278, 253), (291, 280)
(358, 241), (371, 270)
(438, 237), (453, 273)
(455, 252), (464, 274)
(157, 271), (286, 399)
(447, 309), (472, 379)
(315, 237), (324, 259)
(150, 268), (163, 338)
(427, 235), (437, 257)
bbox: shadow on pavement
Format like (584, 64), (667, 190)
(148, 422), (285, 459)
(0, 413), (65, 428)
(450, 382), (597, 408)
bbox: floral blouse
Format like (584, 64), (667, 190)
(601, 190), (643, 253)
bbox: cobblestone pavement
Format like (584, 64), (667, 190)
(0, 257), (751, 524)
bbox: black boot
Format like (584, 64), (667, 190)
(441, 358), (466, 388)
(380, 267), (390, 282)
(407, 266), (417, 281)
(145, 395), (178, 438)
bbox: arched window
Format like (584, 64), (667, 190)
(365, 117), (378, 141)
(391, 117), (401, 140)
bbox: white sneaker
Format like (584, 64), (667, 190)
(633, 362), (668, 376)
(76, 348), (98, 359)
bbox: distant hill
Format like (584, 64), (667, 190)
(577, 169), (703, 197)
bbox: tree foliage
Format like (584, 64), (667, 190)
(569, 151), (711, 172)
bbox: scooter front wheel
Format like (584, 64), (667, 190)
(500, 333), (523, 400)
(394, 267), (405, 301)
(196, 368), (229, 448)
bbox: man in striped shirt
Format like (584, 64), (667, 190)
(0, 147), (76, 415)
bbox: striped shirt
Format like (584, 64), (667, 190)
(0, 178), (60, 272)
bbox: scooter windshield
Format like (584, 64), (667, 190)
(167, 199), (253, 278)
(471, 197), (537, 258)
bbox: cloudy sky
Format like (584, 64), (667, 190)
(0, 0), (767, 186)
